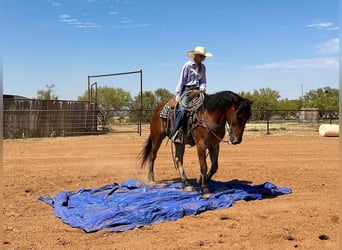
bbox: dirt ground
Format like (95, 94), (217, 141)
(3, 128), (340, 249)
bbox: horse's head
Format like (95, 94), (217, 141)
(228, 98), (255, 145)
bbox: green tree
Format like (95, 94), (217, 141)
(132, 89), (172, 111)
(302, 86), (339, 111)
(239, 88), (280, 110)
(78, 86), (132, 127)
(37, 84), (58, 100)
(277, 99), (302, 119)
(277, 99), (301, 110)
(239, 88), (280, 120)
(131, 89), (172, 123)
(78, 86), (132, 110)
(154, 88), (173, 104)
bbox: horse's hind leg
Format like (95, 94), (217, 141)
(206, 144), (220, 182)
(148, 131), (165, 183)
(174, 144), (192, 190)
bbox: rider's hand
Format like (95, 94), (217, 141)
(199, 86), (206, 93)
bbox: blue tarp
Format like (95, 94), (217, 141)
(38, 179), (291, 233)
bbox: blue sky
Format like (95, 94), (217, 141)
(3, 0), (339, 100)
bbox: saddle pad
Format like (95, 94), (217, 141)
(159, 103), (171, 119)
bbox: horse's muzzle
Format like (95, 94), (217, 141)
(230, 138), (241, 145)
(229, 130), (241, 145)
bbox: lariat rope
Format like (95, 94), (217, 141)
(179, 90), (205, 112)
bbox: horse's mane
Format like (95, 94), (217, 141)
(203, 91), (241, 111)
(203, 90), (252, 118)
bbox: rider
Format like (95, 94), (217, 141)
(171, 46), (213, 143)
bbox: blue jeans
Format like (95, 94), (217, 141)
(171, 88), (193, 137)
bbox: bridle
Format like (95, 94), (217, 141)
(201, 111), (232, 144)
(180, 89), (233, 144)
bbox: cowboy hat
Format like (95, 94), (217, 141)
(187, 46), (213, 58)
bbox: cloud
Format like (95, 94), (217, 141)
(306, 22), (339, 30)
(315, 38), (339, 55)
(113, 16), (151, 29)
(248, 57), (338, 70)
(113, 23), (151, 29)
(59, 14), (102, 29)
(48, 0), (61, 7)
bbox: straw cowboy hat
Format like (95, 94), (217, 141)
(187, 46), (213, 58)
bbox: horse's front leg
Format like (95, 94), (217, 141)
(206, 144), (220, 182)
(174, 144), (192, 190)
(196, 144), (210, 197)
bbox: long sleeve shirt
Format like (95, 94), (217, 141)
(175, 60), (207, 98)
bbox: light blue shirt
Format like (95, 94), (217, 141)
(175, 60), (207, 98)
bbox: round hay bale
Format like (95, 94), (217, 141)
(319, 124), (339, 137)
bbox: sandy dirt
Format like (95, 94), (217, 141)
(3, 129), (339, 249)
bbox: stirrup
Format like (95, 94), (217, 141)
(171, 130), (182, 144)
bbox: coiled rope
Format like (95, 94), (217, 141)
(178, 90), (205, 112)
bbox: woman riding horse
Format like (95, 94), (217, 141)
(139, 90), (254, 197)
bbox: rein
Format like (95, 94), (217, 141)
(179, 90), (232, 144)
(201, 112), (231, 144)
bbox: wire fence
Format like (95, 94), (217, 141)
(3, 107), (339, 139)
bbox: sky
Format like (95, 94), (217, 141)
(2, 0), (339, 100)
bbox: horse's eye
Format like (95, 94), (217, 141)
(237, 112), (248, 123)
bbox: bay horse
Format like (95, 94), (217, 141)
(139, 90), (254, 197)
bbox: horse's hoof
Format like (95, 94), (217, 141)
(202, 187), (210, 198)
(183, 185), (194, 191)
(202, 192), (211, 199)
(148, 180), (156, 185)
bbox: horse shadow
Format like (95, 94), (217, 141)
(158, 178), (290, 199)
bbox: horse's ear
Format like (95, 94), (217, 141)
(248, 98), (256, 105)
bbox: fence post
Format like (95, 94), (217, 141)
(329, 111), (333, 124)
(63, 108), (66, 137)
(266, 110), (270, 135)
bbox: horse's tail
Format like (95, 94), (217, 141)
(139, 135), (152, 168)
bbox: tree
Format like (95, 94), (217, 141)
(277, 99), (302, 119)
(131, 91), (157, 123)
(239, 88), (280, 120)
(132, 89), (172, 111)
(302, 86), (339, 111)
(130, 89), (172, 123)
(239, 88), (280, 110)
(78, 86), (132, 110)
(37, 84), (58, 100)
(78, 86), (132, 127)
(154, 88), (173, 104)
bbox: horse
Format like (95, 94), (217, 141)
(139, 90), (254, 197)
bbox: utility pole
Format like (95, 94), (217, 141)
(301, 83), (304, 99)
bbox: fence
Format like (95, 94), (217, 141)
(249, 109), (339, 135)
(3, 96), (98, 139)
(3, 96), (339, 139)
(71, 108), (340, 136)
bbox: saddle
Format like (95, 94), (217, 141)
(159, 91), (203, 145)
